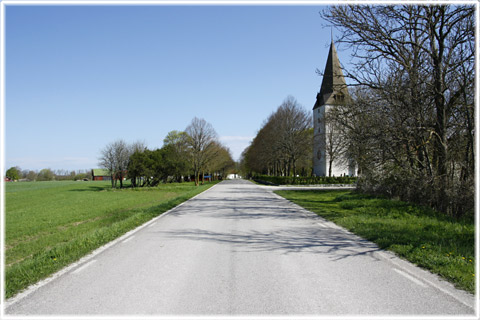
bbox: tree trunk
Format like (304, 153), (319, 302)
(328, 159), (333, 177)
(427, 6), (448, 213)
(194, 167), (199, 186)
(131, 177), (136, 188)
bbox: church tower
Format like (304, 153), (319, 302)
(313, 39), (355, 177)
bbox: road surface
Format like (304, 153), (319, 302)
(4, 179), (476, 316)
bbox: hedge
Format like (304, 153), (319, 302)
(253, 175), (357, 185)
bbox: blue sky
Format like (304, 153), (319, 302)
(4, 4), (353, 171)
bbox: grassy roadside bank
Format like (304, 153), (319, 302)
(275, 189), (475, 293)
(5, 180), (217, 299)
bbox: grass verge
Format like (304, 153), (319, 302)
(5, 181), (217, 299)
(275, 189), (475, 293)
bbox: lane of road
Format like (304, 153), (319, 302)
(4, 179), (476, 316)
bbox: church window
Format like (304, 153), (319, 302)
(334, 93), (345, 103)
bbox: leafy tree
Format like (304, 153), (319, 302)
(127, 147), (181, 187)
(163, 130), (188, 147)
(128, 150), (148, 187)
(37, 169), (55, 181)
(163, 131), (191, 182)
(127, 141), (147, 187)
(6, 167), (20, 181)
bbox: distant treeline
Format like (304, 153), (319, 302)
(5, 167), (92, 182)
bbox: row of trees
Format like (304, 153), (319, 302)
(99, 117), (235, 188)
(5, 167), (92, 181)
(241, 96), (313, 177)
(321, 4), (475, 218)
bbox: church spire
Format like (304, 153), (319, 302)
(313, 39), (350, 109)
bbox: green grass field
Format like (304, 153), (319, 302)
(275, 190), (476, 293)
(5, 180), (216, 299)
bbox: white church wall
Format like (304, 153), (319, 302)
(313, 104), (356, 177)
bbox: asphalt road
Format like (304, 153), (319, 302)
(4, 179), (476, 316)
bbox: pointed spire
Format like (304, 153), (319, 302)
(313, 39), (350, 109)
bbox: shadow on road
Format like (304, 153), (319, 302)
(167, 197), (306, 221)
(162, 179), (381, 260)
(159, 227), (380, 260)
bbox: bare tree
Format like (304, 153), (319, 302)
(274, 96), (312, 176)
(99, 142), (116, 188)
(322, 4), (475, 217)
(130, 140), (147, 154)
(185, 117), (219, 186)
(99, 139), (133, 188)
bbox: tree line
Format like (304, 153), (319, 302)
(321, 4), (474, 218)
(5, 167), (92, 181)
(99, 117), (235, 188)
(241, 96), (313, 177)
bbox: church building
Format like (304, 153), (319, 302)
(313, 39), (356, 177)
